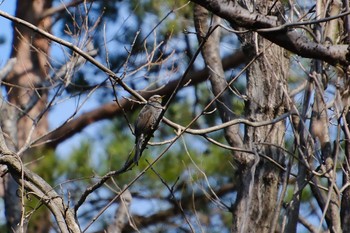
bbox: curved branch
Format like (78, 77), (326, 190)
(33, 51), (245, 148)
(0, 154), (80, 233)
(40, 0), (93, 19)
(162, 112), (290, 135)
(0, 9), (144, 102)
(190, 0), (350, 66)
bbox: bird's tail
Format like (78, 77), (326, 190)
(134, 135), (145, 165)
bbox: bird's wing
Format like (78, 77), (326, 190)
(135, 105), (155, 136)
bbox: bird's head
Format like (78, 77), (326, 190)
(148, 95), (163, 104)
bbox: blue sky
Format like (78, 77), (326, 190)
(0, 0), (15, 61)
(0, 2), (115, 230)
(0, 1), (109, 159)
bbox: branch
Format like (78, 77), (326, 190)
(20, 41), (98, 119)
(162, 112), (291, 135)
(106, 187), (132, 233)
(40, 0), (93, 19)
(121, 182), (236, 232)
(298, 215), (325, 233)
(32, 51), (244, 148)
(149, 164), (195, 231)
(0, 9), (247, 150)
(0, 153), (81, 233)
(190, 0), (350, 66)
(0, 9), (144, 102)
(0, 121), (79, 232)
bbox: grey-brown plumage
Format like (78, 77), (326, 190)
(134, 95), (163, 165)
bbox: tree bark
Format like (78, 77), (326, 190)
(231, 2), (289, 232)
(342, 104), (350, 233)
(6, 0), (51, 148)
(3, 0), (52, 231)
(232, 39), (288, 233)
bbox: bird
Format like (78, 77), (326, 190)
(134, 95), (163, 165)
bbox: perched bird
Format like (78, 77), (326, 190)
(134, 95), (163, 165)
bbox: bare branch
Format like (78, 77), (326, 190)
(0, 154), (81, 233)
(0, 9), (144, 102)
(163, 112), (290, 135)
(40, 0), (93, 19)
(106, 186), (132, 233)
(190, 0), (350, 65)
(32, 51), (245, 148)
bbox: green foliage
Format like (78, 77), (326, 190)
(24, 149), (58, 232)
(166, 95), (193, 124)
(130, 0), (193, 35)
(29, 143), (94, 185)
(0, 224), (6, 233)
(58, 142), (94, 179)
(25, 148), (57, 185)
(201, 140), (233, 178)
(105, 126), (135, 172)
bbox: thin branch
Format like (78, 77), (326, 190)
(256, 10), (350, 32)
(40, 0), (93, 19)
(299, 215), (327, 233)
(31, 50), (245, 148)
(106, 186), (132, 233)
(0, 154), (81, 233)
(149, 163), (195, 233)
(163, 112), (291, 135)
(0, 9), (144, 102)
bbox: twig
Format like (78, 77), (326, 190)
(257, 10), (350, 32)
(148, 162), (195, 233)
(0, 9), (144, 102)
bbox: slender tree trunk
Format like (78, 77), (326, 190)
(6, 0), (51, 147)
(3, 0), (52, 232)
(193, 4), (243, 149)
(342, 107), (350, 233)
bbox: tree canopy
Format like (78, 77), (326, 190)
(0, 0), (349, 232)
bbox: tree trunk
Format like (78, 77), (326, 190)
(232, 4), (289, 231)
(192, 1), (289, 232)
(3, 0), (52, 232)
(6, 0), (51, 147)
